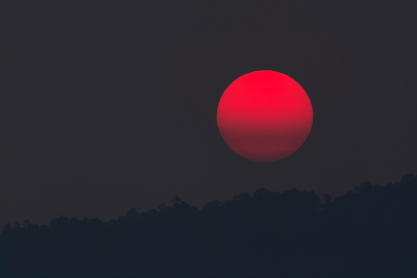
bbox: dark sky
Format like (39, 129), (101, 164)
(1, 1), (416, 230)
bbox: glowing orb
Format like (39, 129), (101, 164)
(216, 70), (313, 162)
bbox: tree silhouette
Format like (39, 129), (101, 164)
(0, 173), (416, 277)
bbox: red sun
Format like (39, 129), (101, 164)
(217, 70), (313, 162)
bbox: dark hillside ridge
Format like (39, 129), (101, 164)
(1, 174), (416, 277)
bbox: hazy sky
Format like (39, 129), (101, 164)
(1, 1), (416, 229)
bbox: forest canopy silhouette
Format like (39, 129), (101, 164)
(1, 174), (416, 278)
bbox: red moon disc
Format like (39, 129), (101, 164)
(217, 70), (313, 162)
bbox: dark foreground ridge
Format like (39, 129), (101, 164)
(1, 174), (416, 278)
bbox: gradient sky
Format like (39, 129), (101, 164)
(1, 1), (416, 230)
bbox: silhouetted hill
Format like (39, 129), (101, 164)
(1, 174), (416, 277)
